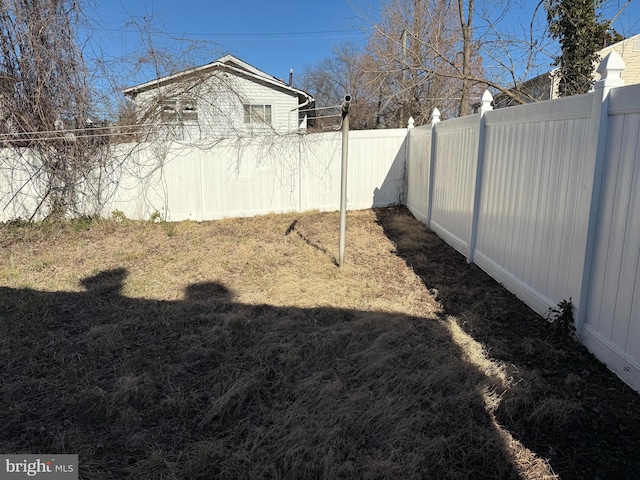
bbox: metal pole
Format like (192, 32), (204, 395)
(338, 95), (351, 266)
(401, 29), (408, 126)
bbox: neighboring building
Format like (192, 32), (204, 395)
(122, 54), (315, 141)
(596, 33), (640, 85)
(483, 33), (640, 110)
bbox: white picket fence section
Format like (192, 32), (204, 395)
(406, 52), (640, 392)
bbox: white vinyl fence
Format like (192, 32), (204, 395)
(406, 52), (640, 392)
(1, 53), (638, 393)
(0, 129), (407, 223)
(583, 83), (640, 392)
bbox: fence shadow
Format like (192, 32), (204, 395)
(374, 206), (640, 480)
(1, 266), (536, 479)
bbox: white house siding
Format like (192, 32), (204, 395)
(597, 35), (640, 86)
(132, 72), (305, 140)
(232, 75), (303, 134)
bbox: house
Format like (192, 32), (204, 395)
(122, 54), (315, 141)
(485, 32), (640, 110)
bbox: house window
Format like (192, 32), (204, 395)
(161, 99), (178, 122)
(161, 98), (198, 122)
(243, 104), (272, 125)
(181, 98), (198, 122)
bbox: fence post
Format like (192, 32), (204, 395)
(467, 90), (493, 264)
(575, 51), (625, 336)
(425, 108), (441, 228)
(403, 116), (415, 207)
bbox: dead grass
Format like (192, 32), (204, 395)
(0, 208), (639, 479)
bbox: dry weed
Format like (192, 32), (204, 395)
(1, 208), (639, 479)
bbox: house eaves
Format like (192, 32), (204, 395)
(122, 54), (314, 103)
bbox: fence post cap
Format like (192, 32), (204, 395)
(432, 108), (441, 124)
(481, 90), (494, 113)
(407, 116), (415, 129)
(596, 51), (625, 89)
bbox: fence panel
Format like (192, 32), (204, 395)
(583, 84), (640, 388)
(99, 129), (407, 222)
(104, 143), (173, 221)
(199, 136), (302, 220)
(0, 149), (47, 222)
(405, 126), (432, 223)
(474, 96), (594, 315)
(404, 78), (640, 392)
(298, 132), (340, 212)
(430, 114), (479, 255)
(349, 129), (407, 209)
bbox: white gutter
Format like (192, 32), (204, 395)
(290, 98), (313, 130)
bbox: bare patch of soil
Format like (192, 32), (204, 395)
(0, 208), (638, 479)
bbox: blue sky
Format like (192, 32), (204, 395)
(88, 0), (366, 87)
(87, 0), (640, 89)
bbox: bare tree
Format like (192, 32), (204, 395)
(0, 0), (113, 219)
(302, 42), (380, 130)
(349, 0), (560, 118)
(360, 0), (485, 122)
(458, 0), (475, 116)
(474, 1), (552, 95)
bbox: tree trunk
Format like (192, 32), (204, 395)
(458, 0), (474, 116)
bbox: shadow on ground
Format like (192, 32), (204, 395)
(375, 206), (640, 480)
(3, 265), (532, 479)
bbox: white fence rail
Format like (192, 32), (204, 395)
(406, 52), (640, 392)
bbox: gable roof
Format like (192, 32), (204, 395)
(122, 54), (314, 102)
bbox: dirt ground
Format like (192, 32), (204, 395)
(0, 207), (639, 479)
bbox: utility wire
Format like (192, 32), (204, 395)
(90, 26), (367, 41)
(0, 123), (175, 142)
